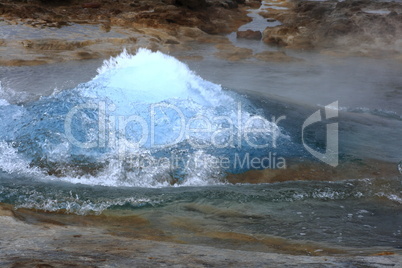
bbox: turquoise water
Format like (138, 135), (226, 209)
(0, 49), (305, 185)
(0, 49), (401, 251)
(0, 173), (401, 249)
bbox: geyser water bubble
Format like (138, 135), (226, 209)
(0, 48), (302, 187)
(89, 48), (229, 108)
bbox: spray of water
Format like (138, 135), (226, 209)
(0, 49), (292, 187)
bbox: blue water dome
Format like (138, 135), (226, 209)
(0, 49), (304, 187)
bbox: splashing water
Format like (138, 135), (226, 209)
(0, 49), (303, 187)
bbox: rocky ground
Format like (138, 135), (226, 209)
(261, 0), (402, 57)
(0, 0), (251, 34)
(1, 0), (402, 66)
(1, 203), (401, 267)
(0, 0), (255, 65)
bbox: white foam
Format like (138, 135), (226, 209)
(0, 142), (42, 175)
(0, 49), (281, 188)
(376, 192), (402, 204)
(0, 82), (9, 106)
(92, 48), (227, 107)
(15, 192), (155, 215)
(43, 150), (227, 188)
(0, 99), (9, 106)
(363, 9), (391, 15)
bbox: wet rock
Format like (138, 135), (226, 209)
(263, 26), (299, 47)
(187, 26), (207, 38)
(23, 39), (96, 51)
(100, 21), (111, 32)
(0, 0), (251, 66)
(0, 59), (48, 66)
(388, 11), (398, 17)
(325, 19), (354, 37)
(165, 39), (180, 44)
(162, 0), (176, 5)
(0, 206), (400, 268)
(199, 23), (220, 34)
(258, 0), (402, 54)
(309, 6), (331, 20)
(254, 51), (302, 62)
(40, 0), (72, 5)
(75, 51), (101, 60)
(219, 0), (238, 9)
(175, 0), (207, 10)
(246, 0), (261, 9)
(206, 0), (245, 9)
(82, 2), (101, 9)
(214, 43), (253, 61)
(373, 252), (395, 256)
(0, 203), (14, 216)
(236, 29), (262, 40)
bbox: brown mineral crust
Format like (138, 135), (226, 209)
(0, 0), (257, 65)
(0, 0), (252, 35)
(236, 29), (262, 40)
(260, 0), (402, 54)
